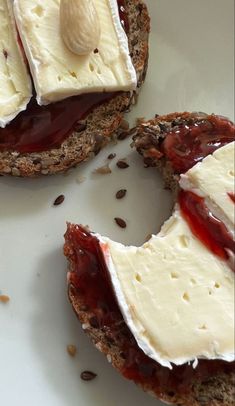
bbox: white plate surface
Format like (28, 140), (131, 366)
(0, 1), (234, 405)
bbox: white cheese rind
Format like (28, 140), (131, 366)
(0, 0), (32, 127)
(14, 0), (137, 105)
(98, 209), (234, 369)
(180, 142), (235, 236)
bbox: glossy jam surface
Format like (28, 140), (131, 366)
(118, 0), (130, 33)
(0, 93), (115, 153)
(162, 115), (235, 173)
(228, 192), (235, 204)
(64, 225), (234, 394)
(179, 190), (235, 265)
(0, 0), (128, 154)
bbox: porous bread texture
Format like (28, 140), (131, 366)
(0, 0), (150, 177)
(65, 112), (235, 406)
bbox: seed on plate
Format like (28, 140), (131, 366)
(80, 371), (97, 381)
(0, 295), (10, 303)
(107, 153), (116, 160)
(116, 160), (129, 169)
(116, 189), (127, 199)
(53, 194), (65, 206)
(67, 344), (77, 357)
(117, 132), (128, 141)
(114, 217), (127, 228)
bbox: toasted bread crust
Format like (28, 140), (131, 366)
(0, 0), (150, 177)
(65, 112), (235, 406)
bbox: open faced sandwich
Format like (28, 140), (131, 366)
(64, 112), (235, 406)
(0, 0), (149, 176)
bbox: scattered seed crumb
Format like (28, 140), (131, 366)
(3, 49), (8, 59)
(116, 189), (127, 199)
(114, 217), (127, 228)
(107, 153), (116, 160)
(80, 371), (97, 381)
(0, 295), (10, 303)
(120, 119), (130, 131)
(136, 117), (145, 125)
(117, 131), (129, 141)
(76, 175), (86, 184)
(53, 194), (65, 206)
(93, 164), (111, 175)
(67, 344), (77, 357)
(83, 225), (91, 233)
(107, 354), (112, 363)
(116, 160), (129, 169)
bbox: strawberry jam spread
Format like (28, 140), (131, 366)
(0, 1), (128, 154)
(162, 115), (235, 173)
(179, 190), (235, 266)
(118, 0), (130, 33)
(64, 224), (234, 394)
(0, 93), (116, 153)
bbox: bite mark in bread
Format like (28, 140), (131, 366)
(64, 112), (235, 406)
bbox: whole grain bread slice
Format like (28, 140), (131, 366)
(0, 0), (150, 177)
(64, 112), (235, 406)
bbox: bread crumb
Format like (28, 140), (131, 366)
(93, 164), (111, 175)
(0, 295), (10, 303)
(67, 344), (77, 357)
(76, 175), (86, 184)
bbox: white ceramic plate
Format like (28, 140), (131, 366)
(0, 1), (234, 405)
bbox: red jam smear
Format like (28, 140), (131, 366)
(0, 93), (115, 153)
(228, 192), (235, 204)
(179, 190), (235, 265)
(64, 224), (235, 394)
(118, 0), (130, 33)
(162, 115), (235, 173)
(0, 0), (129, 154)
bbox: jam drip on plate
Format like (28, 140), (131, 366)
(162, 115), (235, 173)
(0, 0), (129, 154)
(64, 224), (235, 395)
(179, 190), (235, 266)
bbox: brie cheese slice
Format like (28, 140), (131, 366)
(14, 0), (137, 105)
(180, 142), (235, 236)
(0, 0), (32, 127)
(94, 144), (235, 368)
(99, 209), (234, 369)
